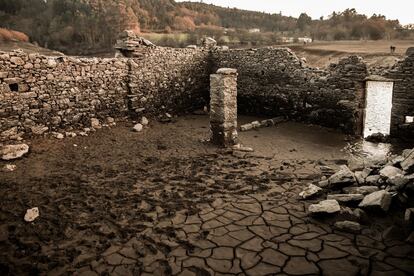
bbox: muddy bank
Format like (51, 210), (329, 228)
(0, 115), (413, 275)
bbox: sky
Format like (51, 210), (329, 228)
(176, 0), (413, 25)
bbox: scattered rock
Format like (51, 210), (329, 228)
(53, 132), (64, 139)
(401, 149), (414, 172)
(133, 123), (143, 132)
(387, 174), (409, 188)
(365, 175), (381, 185)
(91, 118), (101, 129)
(359, 190), (392, 212)
(328, 165), (356, 189)
(141, 117), (149, 126)
(24, 207), (39, 222)
(318, 179), (329, 188)
(327, 194), (364, 203)
(240, 123), (254, 132)
(405, 208), (414, 224)
(1, 127), (18, 138)
(107, 117), (115, 124)
(299, 184), (322, 199)
(379, 166), (403, 179)
(334, 221), (361, 233)
(31, 125), (49, 135)
(343, 186), (379, 195)
(232, 144), (254, 152)
(3, 164), (16, 172)
(65, 132), (77, 138)
(1, 144), (29, 160)
(308, 200), (341, 215)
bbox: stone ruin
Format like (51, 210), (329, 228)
(1, 32), (414, 275)
(0, 33), (414, 144)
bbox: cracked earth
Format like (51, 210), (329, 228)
(1, 115), (413, 275)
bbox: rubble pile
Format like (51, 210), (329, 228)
(301, 147), (414, 237)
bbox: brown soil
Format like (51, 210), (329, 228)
(0, 115), (413, 275)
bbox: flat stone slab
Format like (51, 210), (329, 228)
(308, 200), (341, 215)
(327, 194), (364, 203)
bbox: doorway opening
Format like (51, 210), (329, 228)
(363, 80), (394, 138)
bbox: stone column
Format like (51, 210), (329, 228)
(210, 68), (238, 147)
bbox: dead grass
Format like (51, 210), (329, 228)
(0, 28), (29, 42)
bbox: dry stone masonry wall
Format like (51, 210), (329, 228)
(212, 48), (368, 134)
(1, 42), (414, 142)
(0, 47), (210, 141)
(386, 54), (414, 137)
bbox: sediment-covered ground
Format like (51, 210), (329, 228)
(0, 115), (413, 275)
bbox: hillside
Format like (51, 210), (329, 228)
(0, 0), (412, 55)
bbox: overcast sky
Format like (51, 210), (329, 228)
(177, 0), (412, 25)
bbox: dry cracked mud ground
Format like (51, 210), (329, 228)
(0, 115), (413, 275)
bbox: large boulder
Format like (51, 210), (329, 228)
(328, 165), (356, 189)
(359, 190), (392, 212)
(1, 144), (29, 160)
(308, 200), (340, 215)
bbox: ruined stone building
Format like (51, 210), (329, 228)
(1, 32), (414, 142)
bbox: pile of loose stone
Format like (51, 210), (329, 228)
(300, 147), (414, 237)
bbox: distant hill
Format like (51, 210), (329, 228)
(0, 0), (411, 55)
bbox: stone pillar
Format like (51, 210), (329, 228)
(210, 68), (238, 147)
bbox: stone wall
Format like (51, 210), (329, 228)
(0, 48), (210, 140)
(127, 47), (210, 117)
(212, 48), (368, 134)
(1, 44), (413, 142)
(386, 54), (414, 137)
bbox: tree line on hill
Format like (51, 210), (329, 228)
(0, 0), (412, 55)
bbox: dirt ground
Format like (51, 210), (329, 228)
(287, 40), (414, 68)
(0, 115), (413, 275)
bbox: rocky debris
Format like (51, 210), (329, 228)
(359, 190), (392, 212)
(343, 186), (379, 195)
(365, 175), (381, 185)
(232, 144), (254, 152)
(328, 165), (356, 189)
(405, 208), (414, 224)
(239, 117), (286, 132)
(52, 132), (64, 139)
(1, 127), (18, 139)
(141, 117), (149, 126)
(24, 207), (39, 222)
(308, 200), (340, 215)
(299, 184), (322, 199)
(107, 117), (116, 126)
(327, 194), (364, 203)
(401, 149), (414, 172)
(334, 221), (361, 233)
(91, 118), (101, 129)
(65, 132), (77, 138)
(133, 123), (143, 132)
(379, 165), (403, 179)
(3, 164), (16, 172)
(31, 125), (49, 136)
(1, 144), (29, 160)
